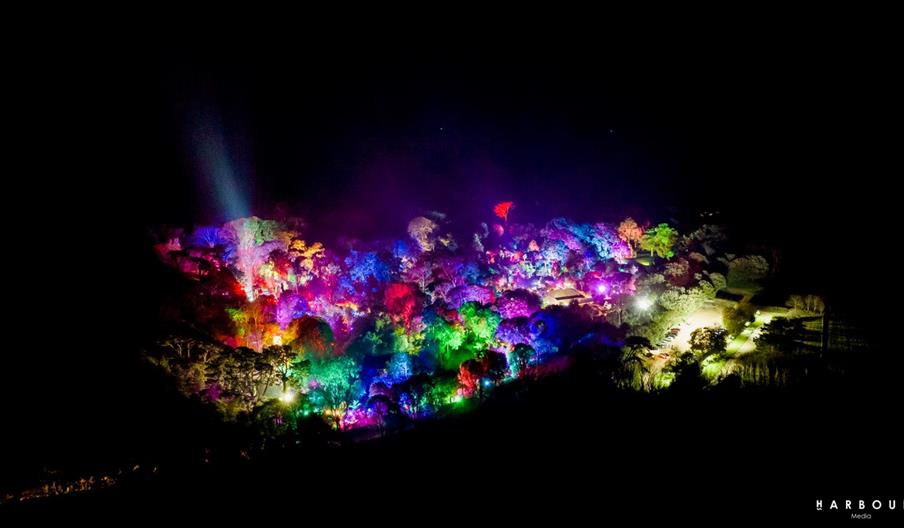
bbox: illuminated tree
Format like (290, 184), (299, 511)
(424, 316), (468, 371)
(151, 336), (225, 396)
(658, 287), (706, 315)
(263, 344), (299, 393)
(214, 346), (281, 412)
(459, 302), (501, 351)
(387, 352), (414, 383)
(624, 335), (653, 356)
(223, 217), (284, 301)
(663, 258), (691, 286)
(688, 326), (728, 357)
(345, 250), (391, 285)
(481, 350), (509, 384)
(396, 373), (431, 418)
(191, 225), (228, 248)
(448, 285), (496, 308)
(680, 224), (725, 256)
(639, 223), (677, 260)
(618, 348), (649, 390)
(407, 216), (438, 252)
(425, 374), (459, 410)
(707, 272), (727, 293)
(308, 356), (364, 429)
(366, 394), (395, 437)
(785, 294), (824, 314)
(493, 201), (515, 223)
(287, 316), (335, 360)
(723, 304), (756, 336)
(667, 352), (707, 393)
(509, 343), (536, 378)
(497, 289), (541, 319)
(402, 259), (435, 291)
(384, 283), (420, 327)
(497, 317), (532, 346)
(458, 359), (485, 397)
(617, 218), (644, 257)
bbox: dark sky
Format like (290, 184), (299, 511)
(112, 33), (891, 242)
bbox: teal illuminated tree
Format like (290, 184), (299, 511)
(509, 343), (536, 378)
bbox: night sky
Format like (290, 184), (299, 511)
(82, 32), (894, 266)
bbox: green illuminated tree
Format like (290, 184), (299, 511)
(639, 223), (677, 260)
(308, 356), (364, 429)
(152, 335), (225, 396)
(214, 346), (281, 412)
(723, 304), (756, 336)
(618, 348), (649, 390)
(263, 344), (300, 393)
(625, 335), (653, 356)
(689, 326), (728, 358)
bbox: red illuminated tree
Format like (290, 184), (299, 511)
(493, 201), (515, 223)
(384, 282), (420, 327)
(458, 359), (485, 397)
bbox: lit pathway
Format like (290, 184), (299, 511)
(726, 312), (773, 355)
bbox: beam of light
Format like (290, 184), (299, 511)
(188, 107), (250, 222)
